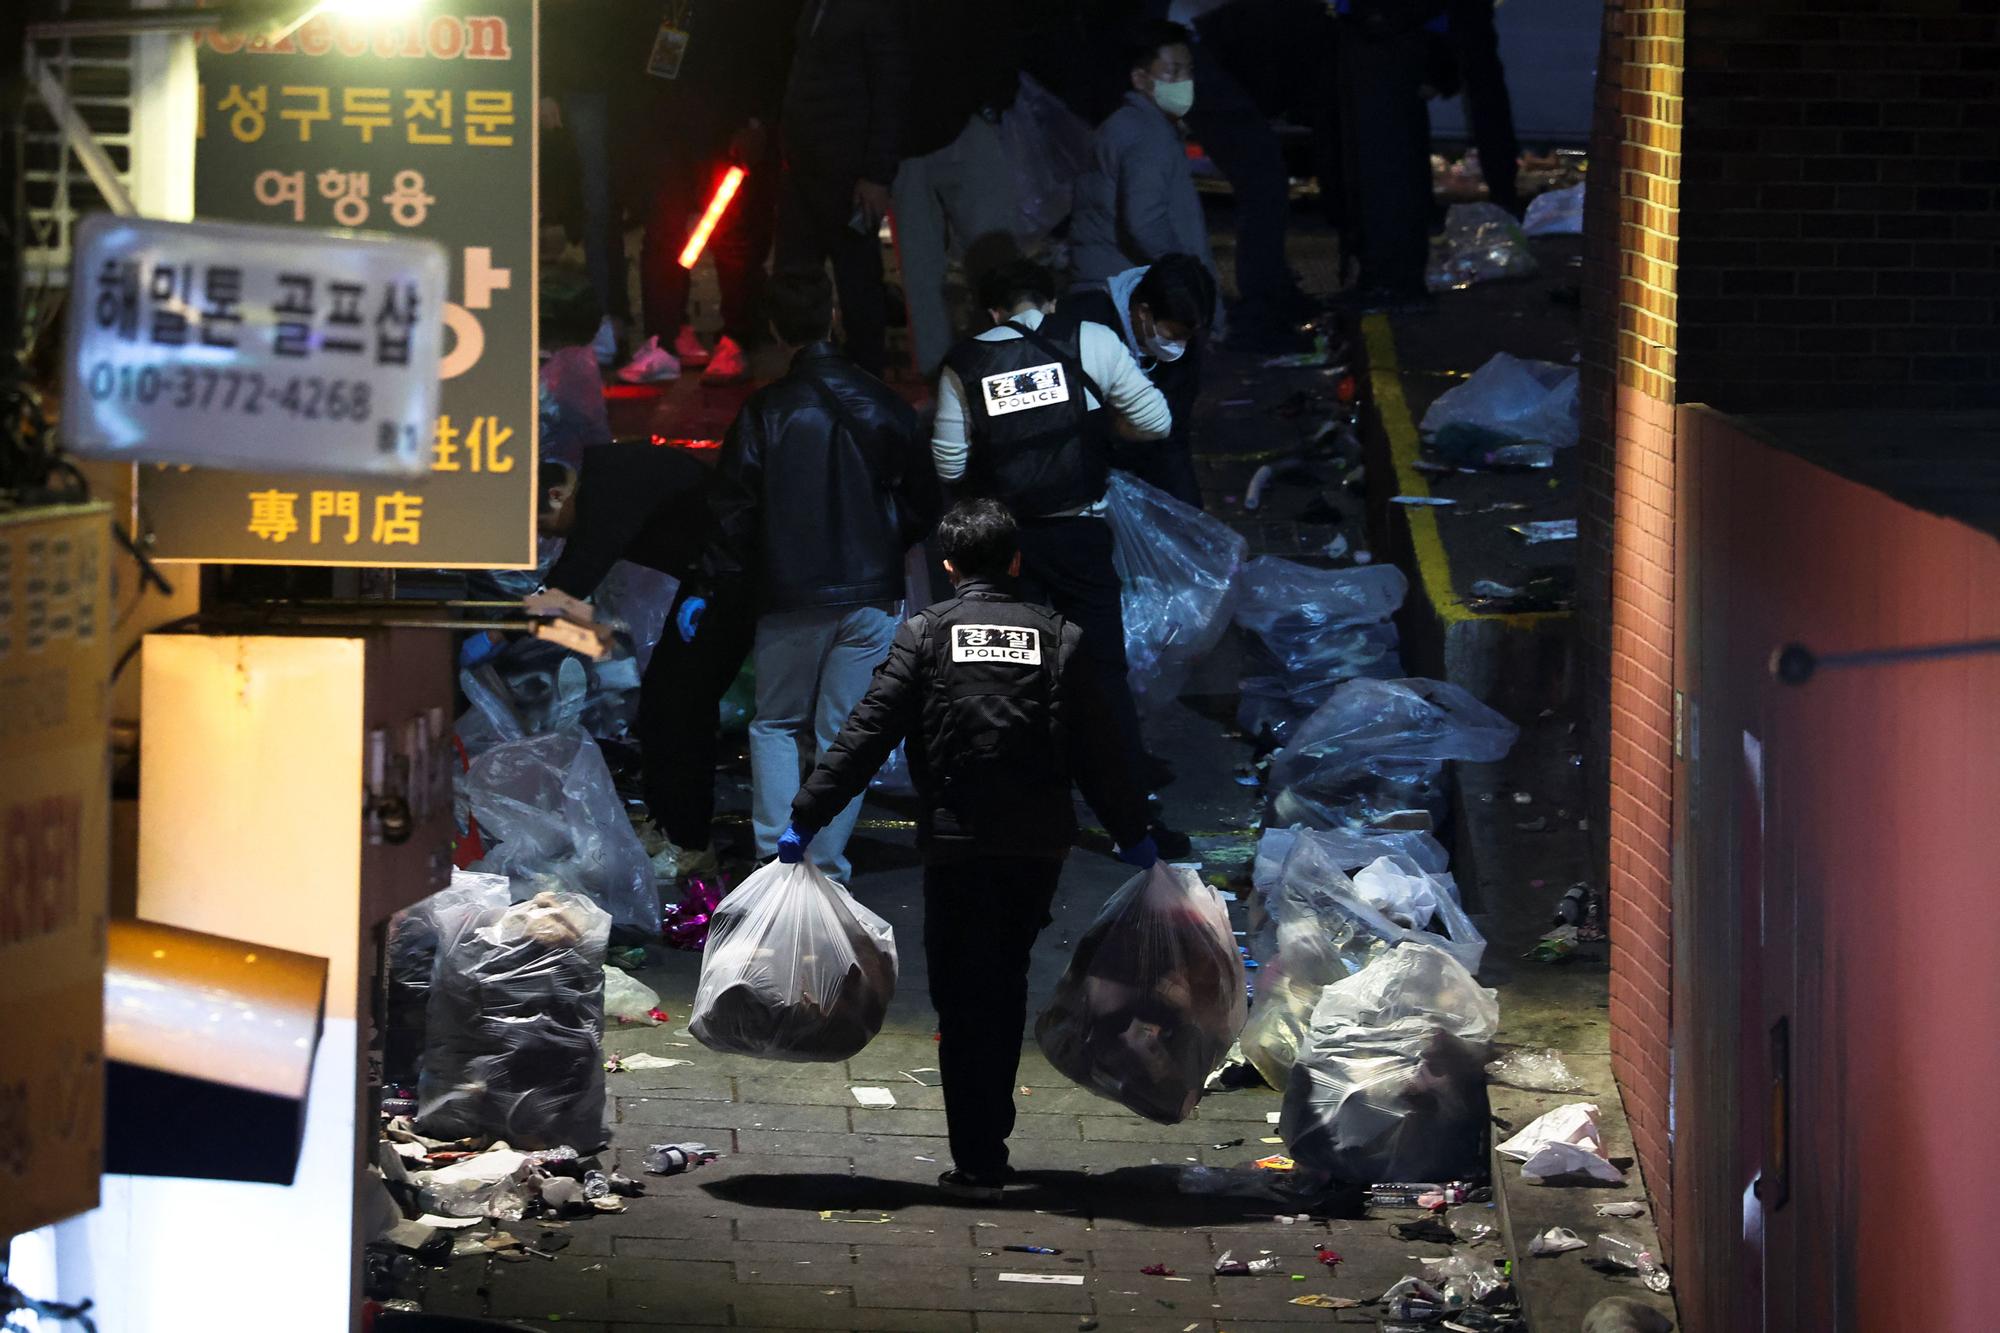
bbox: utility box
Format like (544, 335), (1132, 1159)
(0, 503), (112, 1239)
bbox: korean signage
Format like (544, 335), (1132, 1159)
(65, 215), (446, 475)
(138, 1), (538, 566)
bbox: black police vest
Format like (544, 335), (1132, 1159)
(915, 594), (1072, 841)
(943, 314), (1109, 517)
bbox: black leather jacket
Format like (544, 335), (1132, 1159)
(793, 578), (1151, 863)
(707, 343), (940, 613)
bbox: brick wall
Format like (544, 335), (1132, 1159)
(1675, 3), (2000, 410)
(1579, 0), (1684, 1251)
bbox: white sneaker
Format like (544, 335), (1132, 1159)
(672, 325), (712, 368)
(702, 334), (750, 384)
(617, 335), (682, 384)
(590, 316), (619, 367)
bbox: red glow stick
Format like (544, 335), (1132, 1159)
(678, 165), (747, 269)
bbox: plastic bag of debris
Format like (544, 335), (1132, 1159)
(539, 347), (612, 469)
(594, 561), (680, 674)
(1104, 470), (1248, 714)
(1252, 824), (1452, 892)
(462, 727), (660, 933)
(417, 891), (612, 1151)
(1269, 678), (1519, 830)
(1036, 863), (1248, 1123)
(467, 635), (642, 746)
(1241, 835), (1486, 1088)
(1280, 942), (1497, 1183)
(1002, 72), (1095, 243)
(1522, 182), (1585, 237)
(384, 871), (512, 1086)
(1426, 201), (1538, 292)
(1233, 558), (1406, 739)
(1420, 352), (1580, 456)
(690, 859), (898, 1061)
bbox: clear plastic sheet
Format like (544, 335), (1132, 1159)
(1233, 558), (1406, 740)
(1419, 352), (1580, 456)
(1241, 836), (1486, 1089)
(689, 860), (898, 1062)
(1001, 73), (1094, 243)
(538, 346), (611, 469)
(1279, 942), (1498, 1184)
(1251, 824), (1452, 893)
(1036, 864), (1248, 1124)
(463, 727), (661, 932)
(1426, 202), (1538, 292)
(1522, 182), (1585, 236)
(1268, 678), (1519, 830)
(595, 561), (680, 674)
(603, 964), (663, 1024)
(1104, 470), (1249, 714)
(416, 891), (612, 1152)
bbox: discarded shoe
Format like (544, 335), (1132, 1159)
(618, 336), (682, 384)
(672, 324), (712, 368)
(703, 334), (750, 384)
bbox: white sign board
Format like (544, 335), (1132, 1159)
(63, 214), (447, 476)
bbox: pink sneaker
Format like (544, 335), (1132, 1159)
(702, 334), (750, 384)
(617, 336), (682, 384)
(672, 325), (712, 368)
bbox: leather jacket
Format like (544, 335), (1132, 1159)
(707, 342), (940, 613)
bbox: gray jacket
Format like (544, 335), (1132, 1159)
(1069, 92), (1218, 284)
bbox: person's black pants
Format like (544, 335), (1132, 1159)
(636, 589), (755, 852)
(1014, 515), (1147, 779)
(774, 165), (889, 377)
(924, 856), (1063, 1176)
(1447, 0), (1522, 215)
(1339, 22), (1433, 295)
(1184, 44), (1294, 321)
(641, 137), (778, 346)
(1112, 344), (1205, 509)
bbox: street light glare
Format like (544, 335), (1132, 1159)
(316, 0), (423, 18)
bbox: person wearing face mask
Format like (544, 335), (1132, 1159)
(1060, 254), (1218, 508)
(1068, 20), (1224, 334)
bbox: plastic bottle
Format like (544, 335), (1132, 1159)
(1598, 1234), (1672, 1292)
(1368, 1181), (1482, 1208)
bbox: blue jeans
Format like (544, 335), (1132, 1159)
(749, 602), (899, 881)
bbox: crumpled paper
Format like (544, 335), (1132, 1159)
(1496, 1102), (1625, 1183)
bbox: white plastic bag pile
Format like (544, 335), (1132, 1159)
(1279, 942), (1498, 1183)
(461, 726), (660, 932)
(1103, 470), (1249, 714)
(1036, 864), (1248, 1124)
(416, 890), (612, 1151)
(690, 860), (898, 1062)
(1233, 559), (1408, 745)
(1268, 677), (1519, 831)
(1420, 351), (1580, 455)
(1240, 830), (1487, 1089)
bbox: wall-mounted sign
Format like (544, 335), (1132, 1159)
(65, 214), (447, 476)
(137, 0), (538, 567)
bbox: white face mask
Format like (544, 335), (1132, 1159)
(1150, 77), (1195, 118)
(1144, 331), (1188, 363)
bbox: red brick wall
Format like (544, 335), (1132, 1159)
(1580, 0), (1684, 1249)
(1675, 4), (2000, 410)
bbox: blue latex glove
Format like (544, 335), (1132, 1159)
(1116, 834), (1159, 870)
(777, 822), (814, 865)
(458, 630), (503, 670)
(675, 595), (707, 643)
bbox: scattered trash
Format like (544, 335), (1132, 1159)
(1314, 1244), (1343, 1270)
(1530, 1226), (1588, 1256)
(417, 892), (611, 1151)
(1470, 579), (1520, 599)
(1423, 1252), (1511, 1306)
(607, 1052), (692, 1072)
(1367, 1181), (1478, 1208)
(1004, 1245), (1062, 1255)
(1105, 470), (1249, 714)
(603, 966), (665, 1025)
(1244, 463), (1276, 511)
(1141, 1264), (1177, 1277)
(1253, 1155), (1295, 1171)
(1275, 1212), (1311, 1224)
(1396, 1217), (1459, 1244)
(1291, 1293), (1362, 1309)
(1427, 202), (1537, 292)
(1262, 333), (1341, 369)
(1531, 926), (1581, 962)
(1215, 1250), (1283, 1275)
(416, 1149), (538, 1221)
(1522, 182), (1585, 236)
(1382, 1274), (1449, 1322)
(1393, 495), (1457, 507)
(690, 859), (897, 1061)
(1323, 533), (1350, 560)
(851, 1087), (897, 1108)
(1035, 864), (1247, 1124)
(1486, 1048), (1586, 1093)
(1498, 1104), (1626, 1184)
(641, 1142), (716, 1176)
(662, 873), (728, 951)
(1421, 352), (1579, 455)
(1484, 442), (1558, 469)
(1595, 1201), (1647, 1218)
(1597, 1234), (1672, 1292)
(901, 1067), (944, 1087)
(998, 1273), (1084, 1285)
(818, 1210), (894, 1224)
(1509, 519), (1578, 544)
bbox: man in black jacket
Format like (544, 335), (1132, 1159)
(778, 500), (1157, 1198)
(538, 442), (753, 883)
(708, 270), (941, 880)
(774, 0), (910, 377)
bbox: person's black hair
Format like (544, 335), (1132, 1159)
(538, 457), (576, 515)
(1122, 18), (1193, 74)
(1133, 253), (1218, 334)
(765, 268), (836, 346)
(976, 257), (1057, 315)
(936, 498), (1019, 579)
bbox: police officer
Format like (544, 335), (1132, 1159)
(777, 500), (1156, 1198)
(930, 257), (1192, 856)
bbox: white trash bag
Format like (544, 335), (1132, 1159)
(1420, 351), (1580, 453)
(1427, 201), (1537, 291)
(1522, 182), (1585, 236)
(1036, 863), (1248, 1124)
(1104, 470), (1249, 714)
(689, 860), (898, 1062)
(603, 964), (663, 1025)
(1280, 942), (1498, 1183)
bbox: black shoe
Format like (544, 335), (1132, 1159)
(938, 1167), (1012, 1201)
(1148, 822), (1194, 861)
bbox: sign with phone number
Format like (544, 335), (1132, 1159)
(65, 214), (445, 474)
